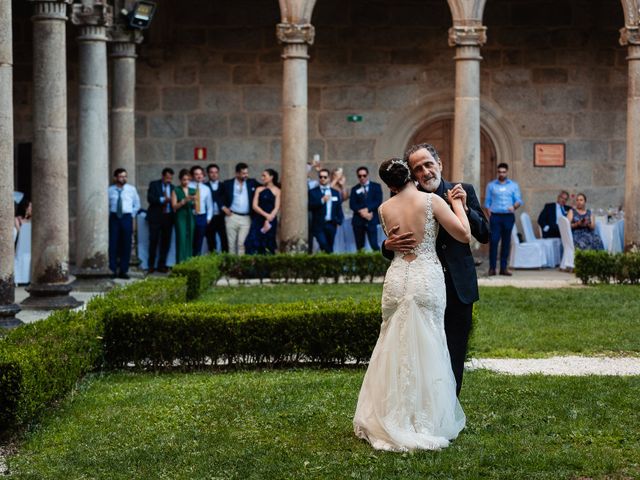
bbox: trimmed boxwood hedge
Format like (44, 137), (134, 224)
(103, 300), (382, 368)
(170, 255), (221, 300)
(575, 250), (640, 284)
(0, 277), (187, 431)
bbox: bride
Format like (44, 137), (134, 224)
(353, 157), (472, 452)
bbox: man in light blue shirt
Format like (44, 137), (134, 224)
(108, 168), (141, 279)
(484, 162), (522, 276)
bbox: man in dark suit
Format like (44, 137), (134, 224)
(309, 169), (344, 253)
(382, 143), (490, 396)
(146, 168), (174, 273)
(349, 166), (383, 251)
(205, 163), (228, 253)
(221, 162), (260, 255)
(537, 190), (570, 238)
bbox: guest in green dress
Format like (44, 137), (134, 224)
(171, 169), (196, 263)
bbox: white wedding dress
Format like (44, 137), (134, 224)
(353, 193), (465, 451)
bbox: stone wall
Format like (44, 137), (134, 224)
(11, 0), (627, 253)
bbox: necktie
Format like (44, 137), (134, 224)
(364, 185), (369, 198)
(195, 186), (201, 214)
(116, 189), (123, 219)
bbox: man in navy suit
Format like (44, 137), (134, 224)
(349, 166), (383, 251)
(382, 144), (490, 396)
(537, 190), (570, 238)
(205, 163), (228, 253)
(309, 169), (344, 253)
(146, 168), (174, 273)
(221, 162), (259, 255)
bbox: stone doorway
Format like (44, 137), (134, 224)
(408, 118), (497, 202)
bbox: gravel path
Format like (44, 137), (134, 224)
(466, 356), (640, 376)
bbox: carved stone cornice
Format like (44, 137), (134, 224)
(71, 0), (112, 29)
(30, 0), (73, 22)
(620, 26), (640, 46)
(448, 25), (487, 47)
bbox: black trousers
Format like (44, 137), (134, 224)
(206, 214), (228, 253)
(108, 213), (132, 274)
(353, 222), (379, 251)
(148, 213), (174, 269)
(443, 269), (474, 397)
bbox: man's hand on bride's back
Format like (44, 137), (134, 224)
(384, 225), (417, 253)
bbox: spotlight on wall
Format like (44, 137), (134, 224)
(127, 1), (156, 29)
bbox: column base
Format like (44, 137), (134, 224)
(21, 283), (83, 311)
(72, 268), (116, 292)
(0, 303), (23, 329)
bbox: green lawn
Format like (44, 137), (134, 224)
(198, 284), (640, 357)
(7, 369), (640, 480)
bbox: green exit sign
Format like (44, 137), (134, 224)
(347, 114), (363, 122)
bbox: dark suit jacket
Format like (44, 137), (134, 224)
(349, 182), (383, 227)
(205, 180), (225, 215)
(537, 202), (567, 238)
(308, 186), (344, 231)
(147, 180), (174, 224)
(221, 178), (260, 214)
(382, 179), (489, 305)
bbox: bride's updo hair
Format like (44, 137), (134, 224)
(379, 157), (411, 189)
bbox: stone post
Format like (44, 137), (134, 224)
(448, 25), (486, 191)
(71, 1), (114, 290)
(276, 22), (315, 252)
(0, 0), (22, 327)
(22, 0), (81, 310)
(109, 30), (140, 186)
(620, 27), (640, 250)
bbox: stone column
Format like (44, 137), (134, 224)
(0, 0), (21, 327)
(621, 27), (640, 250)
(71, 2), (114, 290)
(277, 22), (315, 252)
(448, 25), (486, 191)
(22, 0), (81, 310)
(109, 31), (140, 186)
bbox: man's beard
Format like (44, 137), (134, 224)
(421, 171), (441, 193)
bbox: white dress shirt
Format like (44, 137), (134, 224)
(230, 179), (250, 215)
(108, 183), (140, 216)
(189, 181), (215, 222)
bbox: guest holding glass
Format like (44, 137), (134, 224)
(245, 169), (281, 255)
(567, 193), (604, 251)
(330, 167), (349, 201)
(171, 169), (196, 263)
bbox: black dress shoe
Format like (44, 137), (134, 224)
(118, 273), (130, 280)
(157, 266), (169, 274)
(148, 268), (155, 274)
(488, 269), (497, 276)
(499, 270), (513, 276)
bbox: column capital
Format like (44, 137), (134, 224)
(448, 25), (487, 47)
(620, 27), (640, 47)
(277, 23), (315, 60)
(108, 23), (143, 48)
(29, 0), (73, 21)
(71, 0), (112, 30)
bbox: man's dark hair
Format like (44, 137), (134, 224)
(404, 143), (440, 163)
(206, 163), (220, 173)
(497, 162), (509, 170)
(356, 166), (369, 174)
(190, 165), (204, 176)
(161, 167), (174, 176)
(318, 168), (330, 177)
(559, 190), (569, 197)
(235, 162), (249, 173)
(113, 168), (126, 177)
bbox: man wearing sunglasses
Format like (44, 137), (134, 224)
(308, 169), (344, 253)
(349, 166), (383, 251)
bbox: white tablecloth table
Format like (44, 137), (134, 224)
(596, 219), (624, 254)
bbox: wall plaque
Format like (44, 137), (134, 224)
(534, 143), (565, 167)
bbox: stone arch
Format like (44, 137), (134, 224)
(374, 92), (521, 182)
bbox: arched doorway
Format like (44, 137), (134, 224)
(408, 118), (497, 202)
